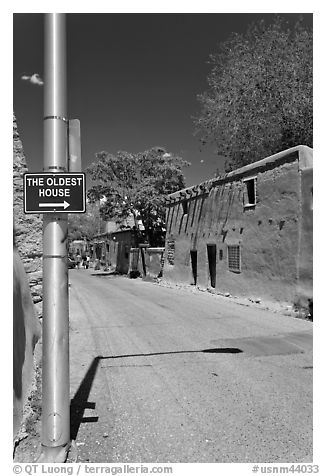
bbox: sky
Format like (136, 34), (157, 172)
(13, 12), (312, 188)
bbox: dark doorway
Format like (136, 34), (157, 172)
(190, 250), (197, 285)
(207, 244), (217, 288)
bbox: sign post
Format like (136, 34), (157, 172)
(38, 13), (71, 463)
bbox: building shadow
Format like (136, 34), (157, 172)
(70, 356), (101, 440)
(70, 346), (243, 440)
(202, 348), (243, 354)
(99, 348), (243, 360)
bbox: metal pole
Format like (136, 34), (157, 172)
(38, 13), (70, 462)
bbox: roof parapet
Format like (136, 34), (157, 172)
(166, 145), (312, 204)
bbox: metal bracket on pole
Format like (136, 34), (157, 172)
(44, 115), (69, 123)
(43, 165), (67, 171)
(68, 119), (82, 172)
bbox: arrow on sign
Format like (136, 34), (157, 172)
(39, 201), (70, 209)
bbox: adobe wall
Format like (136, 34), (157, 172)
(296, 168), (313, 307)
(143, 247), (165, 281)
(107, 239), (118, 270)
(164, 153), (312, 305)
(107, 230), (135, 274)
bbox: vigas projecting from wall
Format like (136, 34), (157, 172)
(164, 145), (313, 311)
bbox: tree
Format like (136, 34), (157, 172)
(86, 147), (189, 246)
(68, 201), (105, 242)
(194, 16), (312, 171)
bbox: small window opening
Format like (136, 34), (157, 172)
(243, 177), (257, 207)
(228, 245), (241, 273)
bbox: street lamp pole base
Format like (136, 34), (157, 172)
(36, 442), (71, 463)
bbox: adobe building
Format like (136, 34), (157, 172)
(107, 227), (138, 274)
(163, 145), (313, 310)
(69, 239), (89, 257)
(93, 218), (163, 278)
(92, 217), (138, 273)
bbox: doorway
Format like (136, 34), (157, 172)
(207, 244), (217, 288)
(190, 250), (197, 285)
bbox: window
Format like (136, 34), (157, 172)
(243, 177), (257, 207)
(167, 239), (175, 265)
(228, 245), (241, 273)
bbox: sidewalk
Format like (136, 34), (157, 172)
(157, 279), (312, 321)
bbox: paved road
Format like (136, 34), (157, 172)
(68, 269), (313, 463)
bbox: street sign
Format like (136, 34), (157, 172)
(24, 172), (86, 214)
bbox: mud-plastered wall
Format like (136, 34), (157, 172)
(164, 150), (313, 306)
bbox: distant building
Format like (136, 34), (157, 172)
(92, 216), (139, 273)
(69, 239), (88, 257)
(164, 145), (313, 309)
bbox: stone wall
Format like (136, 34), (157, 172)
(13, 113), (43, 439)
(13, 248), (41, 438)
(13, 113), (43, 318)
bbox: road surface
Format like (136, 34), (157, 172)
(68, 269), (313, 463)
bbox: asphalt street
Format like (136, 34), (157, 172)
(68, 269), (313, 463)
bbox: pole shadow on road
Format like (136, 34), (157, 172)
(69, 347), (242, 440)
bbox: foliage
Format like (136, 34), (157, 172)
(194, 16), (312, 171)
(86, 147), (189, 246)
(68, 202), (105, 242)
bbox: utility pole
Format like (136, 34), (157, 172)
(38, 13), (70, 462)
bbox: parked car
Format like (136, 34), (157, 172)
(68, 257), (77, 269)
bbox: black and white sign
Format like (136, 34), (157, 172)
(24, 173), (86, 214)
